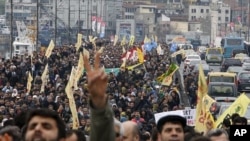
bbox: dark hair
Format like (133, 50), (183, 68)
(0, 126), (21, 141)
(22, 109), (66, 140)
(66, 129), (86, 141)
(232, 116), (243, 125)
(184, 131), (202, 141)
(206, 129), (228, 139)
(231, 113), (240, 121)
(222, 118), (231, 127)
(190, 136), (211, 141)
(241, 117), (248, 125)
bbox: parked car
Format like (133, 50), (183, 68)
(237, 71), (250, 92)
(220, 58), (242, 72)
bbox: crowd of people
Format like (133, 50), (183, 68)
(0, 39), (245, 141)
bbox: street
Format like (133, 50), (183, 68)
(179, 61), (250, 98)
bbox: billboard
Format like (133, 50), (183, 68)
(119, 23), (132, 40)
(135, 23), (143, 41)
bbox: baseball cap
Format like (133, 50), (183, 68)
(157, 115), (187, 131)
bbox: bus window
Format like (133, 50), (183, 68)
(226, 39), (242, 46)
(221, 39), (224, 47)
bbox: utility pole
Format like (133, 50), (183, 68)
(240, 0), (243, 37)
(78, 0), (81, 33)
(10, 0), (13, 58)
(68, 0), (71, 45)
(87, 0), (89, 37)
(55, 0), (57, 46)
(36, 0), (39, 50)
(248, 0), (250, 41)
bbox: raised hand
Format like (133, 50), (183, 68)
(83, 52), (108, 109)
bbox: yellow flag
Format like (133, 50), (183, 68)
(122, 47), (126, 53)
(75, 33), (82, 51)
(202, 95), (215, 112)
(129, 35), (135, 46)
(74, 53), (84, 90)
(121, 36), (126, 46)
(194, 63), (208, 132)
(83, 48), (90, 59)
(215, 93), (250, 128)
(69, 98), (80, 129)
(156, 44), (162, 55)
(120, 59), (126, 68)
(98, 47), (104, 54)
(136, 47), (144, 63)
(127, 63), (143, 70)
(27, 72), (33, 94)
(65, 67), (77, 99)
(161, 64), (179, 86)
(40, 64), (49, 93)
(113, 35), (118, 46)
(45, 40), (55, 58)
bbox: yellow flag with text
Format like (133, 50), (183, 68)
(120, 36), (126, 46)
(129, 35), (135, 46)
(215, 93), (250, 128)
(161, 64), (179, 86)
(74, 53), (84, 90)
(27, 72), (33, 94)
(202, 95), (215, 112)
(75, 33), (82, 51)
(194, 64), (208, 132)
(45, 40), (55, 58)
(137, 47), (144, 63)
(40, 64), (49, 93)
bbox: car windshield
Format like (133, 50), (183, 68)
(208, 49), (221, 54)
(210, 85), (234, 96)
(239, 72), (250, 79)
(188, 56), (200, 59)
(235, 54), (248, 57)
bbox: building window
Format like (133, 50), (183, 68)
(218, 17), (221, 21)
(206, 9), (209, 13)
(191, 16), (196, 20)
(225, 17), (229, 22)
(191, 9), (196, 13)
(218, 9), (221, 13)
(201, 9), (204, 13)
(225, 9), (229, 14)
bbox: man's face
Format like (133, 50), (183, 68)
(210, 134), (229, 141)
(25, 116), (59, 141)
(158, 123), (184, 141)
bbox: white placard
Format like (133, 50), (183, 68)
(183, 109), (196, 126)
(154, 110), (184, 124)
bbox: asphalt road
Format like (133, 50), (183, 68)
(179, 61), (250, 98)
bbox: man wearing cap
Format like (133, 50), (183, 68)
(157, 115), (186, 141)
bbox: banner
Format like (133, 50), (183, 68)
(45, 40), (55, 58)
(215, 93), (250, 128)
(135, 23), (143, 40)
(183, 108), (196, 126)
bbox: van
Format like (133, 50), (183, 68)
(206, 48), (223, 64)
(207, 72), (237, 86)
